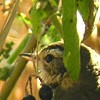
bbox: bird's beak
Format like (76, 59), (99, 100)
(19, 53), (35, 61)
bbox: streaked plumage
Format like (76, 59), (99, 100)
(37, 43), (100, 100)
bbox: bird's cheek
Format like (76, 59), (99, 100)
(42, 63), (52, 73)
(38, 60), (44, 69)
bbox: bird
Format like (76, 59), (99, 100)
(20, 42), (100, 100)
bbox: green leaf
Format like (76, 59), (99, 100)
(62, 0), (80, 81)
(30, 2), (47, 36)
(42, 25), (62, 44)
(17, 13), (31, 26)
(77, 0), (89, 22)
(48, 0), (58, 7)
(0, 65), (14, 80)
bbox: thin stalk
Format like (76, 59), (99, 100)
(0, 34), (37, 100)
(51, 14), (63, 38)
(7, 33), (30, 64)
(0, 0), (20, 52)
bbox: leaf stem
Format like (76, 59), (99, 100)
(0, 34), (37, 100)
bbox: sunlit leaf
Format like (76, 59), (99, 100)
(42, 25), (62, 44)
(17, 13), (31, 26)
(30, 2), (47, 36)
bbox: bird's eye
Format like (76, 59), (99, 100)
(45, 54), (54, 63)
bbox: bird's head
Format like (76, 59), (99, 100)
(20, 42), (73, 89)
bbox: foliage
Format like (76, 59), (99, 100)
(0, 33), (30, 80)
(0, 42), (14, 62)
